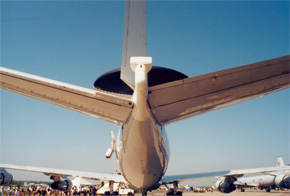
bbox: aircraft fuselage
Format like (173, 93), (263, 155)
(115, 58), (170, 190)
(116, 115), (169, 190)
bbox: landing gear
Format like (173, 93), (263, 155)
(141, 191), (147, 196)
(165, 181), (183, 196)
(166, 190), (182, 195)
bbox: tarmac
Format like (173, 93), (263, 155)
(134, 190), (290, 196)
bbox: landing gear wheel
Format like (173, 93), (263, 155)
(166, 191), (182, 196)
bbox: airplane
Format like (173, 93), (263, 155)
(233, 156), (290, 192)
(1, 0), (290, 195)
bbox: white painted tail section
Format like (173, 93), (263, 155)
(276, 156), (285, 167)
(131, 57), (152, 121)
(121, 0), (147, 88)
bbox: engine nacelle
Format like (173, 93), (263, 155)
(215, 180), (236, 194)
(275, 175), (290, 189)
(51, 179), (72, 192)
(0, 168), (13, 185)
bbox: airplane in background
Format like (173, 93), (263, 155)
(1, 0), (290, 195)
(233, 157), (290, 192)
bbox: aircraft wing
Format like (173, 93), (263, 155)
(0, 67), (133, 125)
(149, 55), (290, 125)
(233, 181), (258, 187)
(0, 163), (126, 183)
(161, 171), (230, 184)
(161, 166), (290, 184)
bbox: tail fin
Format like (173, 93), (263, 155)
(121, 0), (147, 89)
(276, 156), (285, 167)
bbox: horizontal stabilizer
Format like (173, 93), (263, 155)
(0, 67), (133, 125)
(149, 55), (290, 125)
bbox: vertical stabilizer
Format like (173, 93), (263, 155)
(121, 0), (147, 89)
(276, 156), (285, 167)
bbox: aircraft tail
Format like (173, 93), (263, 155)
(121, 0), (147, 89)
(276, 156), (285, 167)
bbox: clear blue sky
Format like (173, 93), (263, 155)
(1, 0), (289, 186)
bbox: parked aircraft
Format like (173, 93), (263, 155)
(1, 0), (289, 196)
(233, 157), (290, 192)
